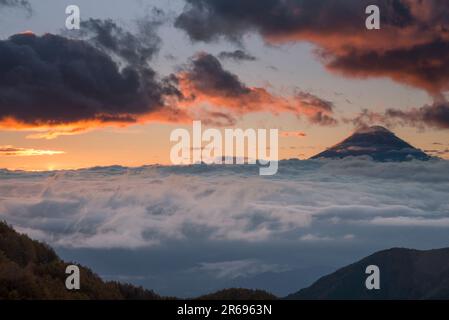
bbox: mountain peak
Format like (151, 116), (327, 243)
(355, 125), (392, 134)
(311, 126), (430, 161)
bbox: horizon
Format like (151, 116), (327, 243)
(1, 123), (444, 171)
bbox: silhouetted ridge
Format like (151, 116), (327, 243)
(0, 221), (161, 300)
(287, 247), (449, 300)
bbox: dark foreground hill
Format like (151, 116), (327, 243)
(311, 126), (430, 161)
(0, 221), (162, 299)
(287, 247), (449, 300)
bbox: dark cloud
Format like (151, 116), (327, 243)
(200, 111), (237, 127)
(0, 31), (335, 136)
(72, 15), (163, 67)
(179, 52), (252, 99)
(344, 109), (389, 131)
(0, 8), (342, 137)
(218, 50), (257, 62)
(424, 147), (449, 158)
(323, 39), (449, 95)
(295, 92), (337, 126)
(175, 1), (449, 97)
(348, 101), (449, 130)
(0, 33), (178, 132)
(175, 0), (411, 43)
(175, 0), (449, 130)
(385, 102), (449, 129)
(0, 0), (31, 12)
(165, 53), (177, 61)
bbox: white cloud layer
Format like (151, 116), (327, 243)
(1, 158), (449, 249)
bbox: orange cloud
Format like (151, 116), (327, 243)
(0, 33), (336, 139)
(0, 107), (195, 139)
(280, 131), (307, 138)
(174, 53), (337, 126)
(0, 145), (65, 156)
(175, 0), (449, 95)
(0, 33), (184, 138)
(174, 0), (449, 130)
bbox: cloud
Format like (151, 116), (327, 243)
(195, 259), (290, 279)
(178, 53), (255, 107)
(0, 0), (31, 13)
(280, 131), (306, 138)
(175, 0), (388, 45)
(1, 158), (449, 249)
(0, 145), (64, 156)
(385, 101), (449, 129)
(2, 158), (449, 297)
(175, 0), (449, 127)
(295, 92), (337, 126)
(0, 32), (183, 138)
(425, 148), (449, 158)
(218, 50), (257, 62)
(298, 233), (355, 241)
(299, 234), (332, 242)
(0, 20), (337, 138)
(321, 39), (449, 95)
(369, 216), (449, 227)
(73, 14), (164, 66)
(175, 52), (338, 125)
(348, 100), (449, 130)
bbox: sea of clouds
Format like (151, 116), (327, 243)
(1, 158), (449, 296)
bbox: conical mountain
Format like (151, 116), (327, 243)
(311, 126), (430, 161)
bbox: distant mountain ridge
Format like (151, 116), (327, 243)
(311, 126), (430, 161)
(287, 247), (449, 300)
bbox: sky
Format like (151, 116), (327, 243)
(0, 0), (448, 171)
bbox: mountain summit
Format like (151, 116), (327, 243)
(311, 126), (430, 161)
